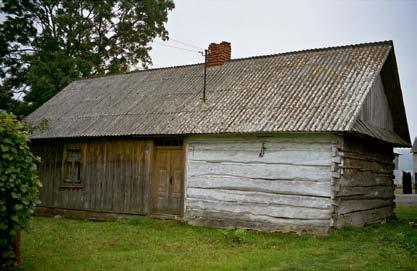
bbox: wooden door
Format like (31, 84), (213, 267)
(152, 147), (184, 215)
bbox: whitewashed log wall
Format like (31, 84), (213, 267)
(184, 134), (341, 234)
(332, 135), (395, 228)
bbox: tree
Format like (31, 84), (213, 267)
(0, 0), (175, 116)
(0, 111), (42, 269)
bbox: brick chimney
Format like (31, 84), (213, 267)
(206, 41), (231, 67)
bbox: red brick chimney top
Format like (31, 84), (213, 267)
(206, 41), (231, 67)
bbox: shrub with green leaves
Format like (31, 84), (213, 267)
(0, 111), (41, 269)
(223, 228), (248, 244)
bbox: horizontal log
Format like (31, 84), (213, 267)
(187, 188), (332, 209)
(341, 167), (392, 175)
(187, 160), (332, 182)
(340, 150), (393, 165)
(187, 175), (332, 197)
(333, 206), (393, 228)
(336, 185), (394, 199)
(188, 140), (333, 152)
(188, 148), (332, 166)
(340, 152), (394, 166)
(337, 198), (393, 214)
(186, 198), (332, 220)
(342, 157), (393, 173)
(186, 209), (330, 234)
(339, 170), (393, 187)
(187, 133), (339, 146)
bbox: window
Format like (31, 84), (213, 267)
(62, 145), (83, 187)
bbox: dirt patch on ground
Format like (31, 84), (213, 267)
(395, 194), (417, 206)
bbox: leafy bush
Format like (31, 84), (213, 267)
(0, 112), (41, 269)
(223, 228), (248, 244)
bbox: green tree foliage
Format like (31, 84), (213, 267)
(0, 111), (42, 269)
(0, 0), (175, 116)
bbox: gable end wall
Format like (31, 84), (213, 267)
(358, 74), (394, 131)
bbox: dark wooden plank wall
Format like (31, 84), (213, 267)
(31, 139), (152, 214)
(358, 75), (394, 131)
(332, 135), (395, 228)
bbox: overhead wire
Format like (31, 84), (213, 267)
(153, 37), (206, 56)
(168, 38), (203, 50)
(153, 41), (202, 55)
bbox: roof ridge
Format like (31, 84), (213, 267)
(73, 40), (393, 82)
(229, 40), (393, 63)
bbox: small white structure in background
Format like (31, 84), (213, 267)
(393, 152), (401, 186)
(393, 148), (415, 186)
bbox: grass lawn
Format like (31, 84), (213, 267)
(22, 206), (417, 271)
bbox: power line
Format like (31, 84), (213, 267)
(154, 41), (202, 54)
(169, 38), (203, 50)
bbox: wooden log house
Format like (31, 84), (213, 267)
(25, 41), (411, 234)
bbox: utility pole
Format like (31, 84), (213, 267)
(202, 49), (208, 103)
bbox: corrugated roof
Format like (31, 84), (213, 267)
(25, 41), (408, 145)
(351, 120), (409, 146)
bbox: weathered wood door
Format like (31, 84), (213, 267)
(152, 147), (184, 215)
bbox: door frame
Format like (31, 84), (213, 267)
(150, 145), (185, 217)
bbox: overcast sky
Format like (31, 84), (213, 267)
(149, 0), (417, 141)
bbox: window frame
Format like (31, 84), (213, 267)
(61, 143), (85, 188)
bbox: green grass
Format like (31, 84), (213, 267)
(22, 206), (417, 271)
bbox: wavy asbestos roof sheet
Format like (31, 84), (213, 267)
(352, 119), (409, 146)
(26, 41), (401, 141)
(412, 138), (417, 153)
